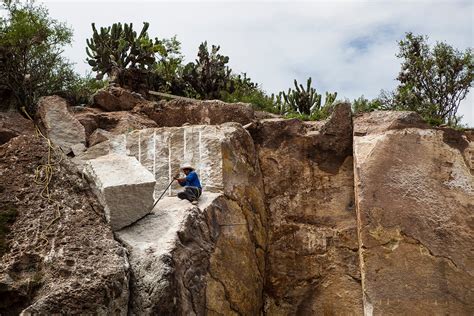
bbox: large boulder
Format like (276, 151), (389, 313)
(82, 123), (268, 315)
(353, 111), (474, 314)
(37, 96), (86, 154)
(0, 136), (129, 315)
(247, 103), (364, 314)
(84, 154), (156, 231)
(92, 85), (145, 112)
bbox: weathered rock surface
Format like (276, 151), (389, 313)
(353, 111), (474, 315)
(84, 154), (156, 231)
(37, 96), (86, 154)
(0, 112), (35, 145)
(93, 85), (145, 112)
(74, 107), (158, 142)
(89, 128), (114, 146)
(248, 103), (364, 315)
(135, 99), (256, 127)
(109, 123), (268, 315)
(0, 136), (129, 315)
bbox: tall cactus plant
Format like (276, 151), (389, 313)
(278, 77), (338, 118)
(281, 77), (321, 115)
(86, 22), (162, 82)
(182, 42), (232, 99)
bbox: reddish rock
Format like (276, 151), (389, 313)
(0, 112), (35, 145)
(88, 128), (114, 146)
(135, 99), (256, 127)
(92, 86), (144, 112)
(74, 108), (158, 145)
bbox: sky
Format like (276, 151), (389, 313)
(31, 1), (474, 126)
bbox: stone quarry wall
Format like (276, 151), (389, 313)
(77, 123), (268, 315)
(353, 111), (474, 315)
(248, 104), (364, 314)
(4, 93), (473, 315)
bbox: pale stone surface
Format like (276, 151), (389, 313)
(247, 103), (364, 315)
(76, 124), (246, 197)
(70, 143), (86, 156)
(353, 111), (474, 315)
(37, 95), (86, 154)
(84, 154), (156, 231)
(114, 123), (267, 315)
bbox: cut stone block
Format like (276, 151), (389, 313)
(85, 154), (156, 231)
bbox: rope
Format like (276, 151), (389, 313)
(21, 107), (64, 249)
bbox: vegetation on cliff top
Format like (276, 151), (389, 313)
(1, 1), (472, 126)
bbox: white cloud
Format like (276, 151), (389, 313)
(38, 0), (474, 126)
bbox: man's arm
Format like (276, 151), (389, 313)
(174, 173), (186, 186)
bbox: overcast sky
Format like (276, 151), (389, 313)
(36, 0), (474, 126)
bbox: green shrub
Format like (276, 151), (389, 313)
(60, 73), (107, 106)
(220, 73), (276, 112)
(352, 95), (383, 114)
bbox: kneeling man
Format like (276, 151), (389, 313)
(175, 164), (202, 205)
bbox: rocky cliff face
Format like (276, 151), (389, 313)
(2, 92), (473, 315)
(78, 123), (267, 315)
(353, 111), (474, 315)
(248, 104), (363, 314)
(0, 136), (129, 315)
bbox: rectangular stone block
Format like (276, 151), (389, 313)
(85, 154), (156, 231)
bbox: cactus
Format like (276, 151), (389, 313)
(86, 22), (162, 82)
(270, 92), (289, 115)
(280, 77), (321, 115)
(277, 77), (338, 118)
(183, 41), (232, 99)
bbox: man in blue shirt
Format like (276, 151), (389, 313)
(175, 164), (202, 205)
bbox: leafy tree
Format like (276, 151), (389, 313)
(152, 36), (190, 95)
(386, 33), (473, 125)
(86, 22), (163, 82)
(0, 0), (76, 114)
(183, 41), (232, 99)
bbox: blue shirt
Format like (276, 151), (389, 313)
(179, 171), (202, 189)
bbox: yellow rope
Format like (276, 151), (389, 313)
(21, 107), (64, 249)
